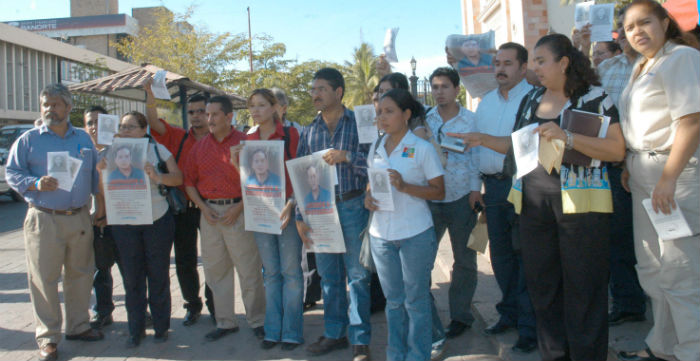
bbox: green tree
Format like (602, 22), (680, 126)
(343, 43), (379, 108)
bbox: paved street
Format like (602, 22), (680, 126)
(0, 197), (501, 361)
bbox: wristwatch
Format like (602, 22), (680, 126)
(564, 130), (574, 150)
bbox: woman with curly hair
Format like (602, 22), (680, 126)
(449, 33), (625, 360)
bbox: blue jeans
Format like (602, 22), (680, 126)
(315, 195), (371, 345)
(372, 228), (437, 361)
(254, 221), (304, 344)
(483, 176), (536, 339)
(429, 195), (477, 325)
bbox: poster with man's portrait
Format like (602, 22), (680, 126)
(239, 140), (286, 234)
(47, 151), (73, 191)
(103, 137), (152, 225)
(445, 31), (498, 98)
(286, 154), (345, 253)
(368, 168), (394, 211)
(354, 104), (378, 144)
(97, 114), (120, 146)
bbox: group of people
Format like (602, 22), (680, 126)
(5, 1), (699, 361)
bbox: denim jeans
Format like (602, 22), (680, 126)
(315, 195), (371, 345)
(113, 213), (175, 336)
(483, 176), (536, 339)
(254, 221), (304, 344)
(371, 228), (437, 361)
(428, 195), (477, 325)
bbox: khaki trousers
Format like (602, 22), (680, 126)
(199, 203), (265, 329)
(627, 151), (700, 361)
(23, 206), (94, 347)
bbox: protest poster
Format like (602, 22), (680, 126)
(383, 27), (399, 63)
(589, 4), (615, 42)
(151, 70), (171, 100)
(287, 154), (345, 253)
(97, 113), (120, 145)
(354, 104), (379, 144)
(240, 140), (286, 234)
(575, 1), (594, 29)
(103, 138), (153, 225)
(368, 168), (394, 211)
(47, 151), (73, 191)
(446, 31), (498, 98)
(511, 123), (539, 179)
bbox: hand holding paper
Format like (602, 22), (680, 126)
(150, 70), (171, 100)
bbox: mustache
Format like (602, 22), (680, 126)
(496, 73), (508, 78)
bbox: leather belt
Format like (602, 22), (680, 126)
(335, 189), (363, 203)
(206, 198), (241, 205)
(481, 172), (509, 180)
(29, 203), (85, 216)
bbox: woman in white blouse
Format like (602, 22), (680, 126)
(618, 1), (700, 361)
(364, 88), (445, 361)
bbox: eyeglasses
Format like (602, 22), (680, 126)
(119, 124), (141, 131)
(187, 109), (206, 115)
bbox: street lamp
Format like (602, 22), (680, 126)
(409, 56), (418, 98)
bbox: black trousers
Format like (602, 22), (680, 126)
(173, 206), (214, 314)
(520, 189), (609, 361)
(113, 213), (175, 336)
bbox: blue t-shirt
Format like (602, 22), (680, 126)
(303, 187), (332, 212)
(108, 167), (146, 184)
(246, 171), (281, 188)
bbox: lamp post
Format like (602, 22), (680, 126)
(409, 56), (418, 98)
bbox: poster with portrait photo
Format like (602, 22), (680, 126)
(240, 140), (286, 234)
(102, 137), (153, 225)
(589, 3), (615, 42)
(97, 114), (120, 145)
(47, 151), (73, 191)
(354, 104), (379, 144)
(368, 168), (394, 211)
(445, 31), (498, 98)
(575, 1), (594, 29)
(286, 154), (345, 253)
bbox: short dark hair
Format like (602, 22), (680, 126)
(84, 105), (107, 116)
(188, 93), (208, 104)
(599, 41), (621, 54)
(381, 88), (425, 121)
(208, 95), (233, 114)
(378, 72), (409, 90)
(313, 68), (345, 99)
(429, 67), (460, 88)
(498, 42), (528, 65)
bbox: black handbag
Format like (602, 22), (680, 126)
(152, 138), (188, 215)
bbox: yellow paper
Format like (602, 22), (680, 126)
(538, 138), (565, 174)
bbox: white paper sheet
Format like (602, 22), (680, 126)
(440, 135), (465, 153)
(383, 28), (399, 63)
(511, 123), (539, 179)
(47, 151), (73, 191)
(642, 198), (693, 241)
(68, 156), (83, 186)
(97, 114), (120, 145)
(575, 1), (594, 29)
(151, 70), (171, 100)
(368, 168), (394, 211)
(312, 149), (338, 186)
(354, 104), (379, 144)
(590, 4), (615, 42)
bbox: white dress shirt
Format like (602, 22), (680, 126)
(425, 105), (480, 202)
(474, 79), (533, 177)
(368, 131), (444, 241)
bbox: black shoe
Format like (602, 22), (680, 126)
(511, 336), (537, 353)
(65, 328), (104, 341)
(445, 320), (470, 339)
(306, 336), (349, 356)
(253, 326), (265, 340)
(483, 320), (513, 335)
(609, 310), (646, 326)
(126, 334), (143, 348)
(153, 331), (168, 343)
(205, 327), (239, 341)
(618, 348), (667, 361)
(281, 342), (301, 351)
(90, 314), (113, 329)
(261, 340), (278, 349)
(145, 311), (153, 328)
(183, 310), (201, 326)
(303, 301), (317, 312)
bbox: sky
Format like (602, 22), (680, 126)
(0, 0), (466, 78)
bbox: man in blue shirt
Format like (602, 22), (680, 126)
(6, 84), (103, 361)
(473, 43), (537, 353)
(295, 68), (371, 361)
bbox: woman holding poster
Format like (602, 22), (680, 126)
(233, 89), (304, 350)
(364, 88), (445, 361)
(106, 111), (182, 348)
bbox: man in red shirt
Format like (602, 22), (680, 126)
(146, 88), (214, 326)
(184, 96), (265, 342)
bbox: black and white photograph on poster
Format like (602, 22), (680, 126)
(240, 140), (286, 234)
(68, 156), (83, 187)
(368, 168), (394, 211)
(445, 31), (497, 98)
(575, 1), (594, 29)
(589, 3), (615, 42)
(103, 137), (153, 225)
(354, 104), (379, 144)
(511, 123), (539, 179)
(47, 151), (73, 191)
(97, 113), (120, 145)
(286, 154), (345, 253)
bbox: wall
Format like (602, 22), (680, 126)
(71, 0), (118, 17)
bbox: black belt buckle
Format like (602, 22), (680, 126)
(481, 172), (508, 180)
(206, 198), (241, 205)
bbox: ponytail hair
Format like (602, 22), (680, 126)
(535, 33), (601, 99)
(627, 0), (700, 50)
(380, 88), (425, 121)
